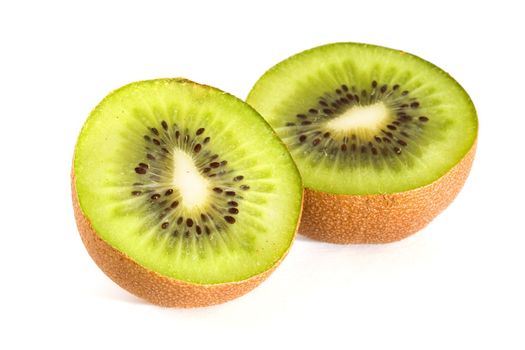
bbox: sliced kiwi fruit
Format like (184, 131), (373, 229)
(72, 78), (303, 307)
(247, 43), (477, 244)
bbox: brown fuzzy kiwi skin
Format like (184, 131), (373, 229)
(71, 172), (300, 308)
(298, 141), (477, 244)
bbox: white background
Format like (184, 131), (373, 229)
(1, 1), (523, 349)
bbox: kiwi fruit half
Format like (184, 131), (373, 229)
(72, 78), (303, 307)
(247, 43), (477, 244)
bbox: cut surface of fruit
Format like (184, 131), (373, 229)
(247, 43), (478, 195)
(73, 79), (302, 284)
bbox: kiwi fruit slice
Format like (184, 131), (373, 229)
(72, 78), (302, 307)
(247, 43), (477, 244)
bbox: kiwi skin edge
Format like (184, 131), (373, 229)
(299, 141), (477, 244)
(71, 171), (302, 308)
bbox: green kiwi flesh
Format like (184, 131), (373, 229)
(247, 43), (478, 195)
(74, 79), (303, 284)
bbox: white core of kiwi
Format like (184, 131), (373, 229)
(325, 101), (389, 135)
(172, 149), (210, 209)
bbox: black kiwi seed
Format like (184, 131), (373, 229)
(177, 217), (183, 225)
(151, 193), (160, 200)
(234, 175), (244, 181)
(165, 189), (173, 196)
(228, 208), (239, 214)
(380, 85), (388, 93)
(151, 127), (159, 136)
(213, 187), (223, 193)
(186, 218), (194, 227)
(196, 226), (202, 235)
(240, 185), (250, 191)
(309, 108), (318, 114)
(299, 135), (307, 143)
(196, 127), (205, 135)
(131, 191), (142, 196)
(161, 121), (168, 130)
(372, 80), (378, 88)
(224, 216), (236, 224)
(419, 116), (429, 122)
(228, 201), (238, 207)
(193, 144), (202, 153)
(225, 191), (236, 196)
(341, 144), (347, 152)
(410, 102), (420, 108)
(135, 167), (147, 174)
(161, 222), (169, 229)
(170, 201), (179, 209)
(297, 114), (307, 119)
